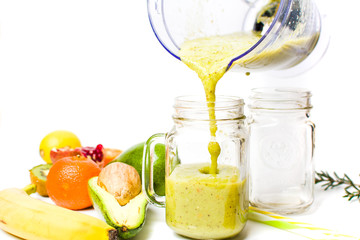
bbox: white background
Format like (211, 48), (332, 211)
(0, 0), (360, 239)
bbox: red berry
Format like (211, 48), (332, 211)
(80, 144), (104, 163)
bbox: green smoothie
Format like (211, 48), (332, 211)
(179, 32), (259, 175)
(166, 163), (247, 239)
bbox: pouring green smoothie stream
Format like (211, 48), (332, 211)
(179, 32), (259, 174)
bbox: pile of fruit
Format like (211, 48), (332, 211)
(36, 130), (123, 210)
(0, 130), (165, 240)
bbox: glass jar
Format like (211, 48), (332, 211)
(143, 95), (249, 239)
(248, 88), (315, 214)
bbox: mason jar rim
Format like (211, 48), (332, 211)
(174, 95), (244, 106)
(249, 88), (312, 110)
(173, 95), (245, 121)
(250, 88), (312, 98)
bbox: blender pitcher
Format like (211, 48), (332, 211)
(147, 0), (326, 73)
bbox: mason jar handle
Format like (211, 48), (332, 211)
(142, 133), (166, 208)
(307, 121), (316, 158)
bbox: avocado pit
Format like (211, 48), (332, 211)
(97, 162), (141, 206)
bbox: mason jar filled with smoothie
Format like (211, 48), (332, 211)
(143, 95), (249, 239)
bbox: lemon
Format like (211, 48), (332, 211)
(39, 130), (81, 163)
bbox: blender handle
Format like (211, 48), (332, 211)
(142, 133), (166, 208)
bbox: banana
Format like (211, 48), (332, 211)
(0, 187), (117, 240)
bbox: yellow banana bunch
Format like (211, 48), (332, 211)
(0, 186), (117, 240)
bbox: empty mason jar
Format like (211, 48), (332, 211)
(248, 88), (315, 214)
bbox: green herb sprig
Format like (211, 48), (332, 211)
(315, 171), (360, 201)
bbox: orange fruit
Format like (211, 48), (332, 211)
(46, 156), (101, 210)
(103, 148), (123, 166)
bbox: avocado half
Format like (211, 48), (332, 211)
(88, 177), (148, 239)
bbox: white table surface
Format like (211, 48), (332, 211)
(0, 184), (359, 239)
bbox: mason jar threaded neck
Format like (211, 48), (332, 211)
(173, 95), (245, 121)
(249, 88), (312, 110)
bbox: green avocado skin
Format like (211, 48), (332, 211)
(112, 142), (165, 196)
(88, 177), (148, 239)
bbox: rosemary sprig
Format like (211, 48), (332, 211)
(315, 171), (360, 201)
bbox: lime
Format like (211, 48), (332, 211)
(39, 130), (81, 164)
